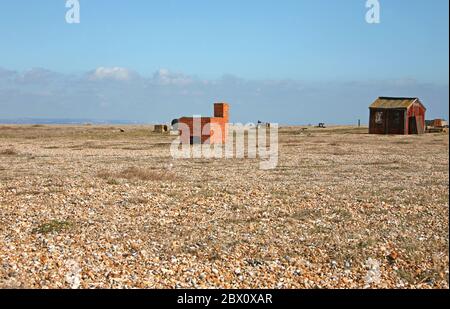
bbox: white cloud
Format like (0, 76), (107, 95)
(88, 67), (136, 81)
(152, 68), (193, 86)
(16, 68), (62, 84)
(0, 66), (448, 124)
(0, 67), (16, 77)
(0, 68), (18, 83)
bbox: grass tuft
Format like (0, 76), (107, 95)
(32, 220), (73, 235)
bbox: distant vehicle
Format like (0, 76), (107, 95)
(257, 120), (271, 128)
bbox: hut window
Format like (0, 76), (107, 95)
(375, 111), (383, 124)
(393, 111), (401, 125)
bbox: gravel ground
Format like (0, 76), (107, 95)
(0, 125), (448, 289)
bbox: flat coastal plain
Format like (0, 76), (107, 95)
(0, 125), (448, 288)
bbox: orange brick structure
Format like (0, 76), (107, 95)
(178, 103), (229, 144)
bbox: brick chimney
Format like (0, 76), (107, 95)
(214, 103), (229, 123)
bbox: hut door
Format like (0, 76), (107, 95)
(409, 117), (418, 134)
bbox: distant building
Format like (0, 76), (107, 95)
(154, 124), (168, 133)
(369, 97), (426, 135)
(425, 119), (448, 133)
(178, 103), (229, 144)
(430, 119), (448, 128)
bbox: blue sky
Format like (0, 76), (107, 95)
(0, 0), (448, 124)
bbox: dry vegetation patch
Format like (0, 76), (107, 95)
(97, 166), (177, 182)
(32, 220), (73, 235)
(0, 148), (19, 156)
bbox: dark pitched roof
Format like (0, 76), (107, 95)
(369, 97), (426, 110)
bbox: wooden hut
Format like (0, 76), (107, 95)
(369, 97), (426, 135)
